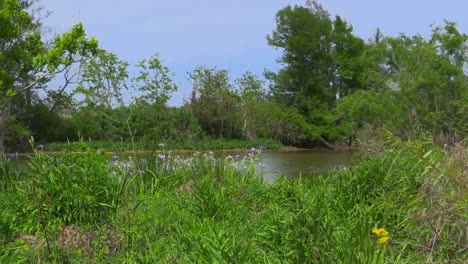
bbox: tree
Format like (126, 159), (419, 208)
(0, 0), (98, 153)
(1, 0), (44, 151)
(121, 54), (179, 142)
(331, 16), (367, 97)
(44, 90), (75, 113)
(266, 2), (371, 145)
(190, 67), (241, 139)
(235, 72), (266, 139)
(133, 54), (178, 106)
(77, 49), (129, 108)
(345, 21), (467, 144)
(267, 4), (334, 108)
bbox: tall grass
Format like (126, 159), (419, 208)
(0, 139), (466, 263)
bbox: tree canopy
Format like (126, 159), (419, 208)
(0, 0), (466, 152)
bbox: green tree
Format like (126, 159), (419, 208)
(124, 55), (179, 143)
(77, 48), (129, 108)
(266, 3), (334, 108)
(266, 2), (369, 145)
(0, 0), (98, 152)
(133, 54), (178, 106)
(331, 16), (367, 97)
(70, 49), (130, 142)
(235, 72), (266, 139)
(190, 67), (241, 139)
(44, 90), (76, 114)
(0, 0), (44, 151)
(346, 21), (467, 143)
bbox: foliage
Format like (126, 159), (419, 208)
(266, 4), (467, 146)
(77, 48), (129, 108)
(235, 72), (267, 139)
(190, 66), (242, 139)
(133, 54), (178, 106)
(1, 2), (466, 261)
(0, 0), (43, 152)
(0, 0), (98, 153)
(350, 21), (468, 144)
(1, 1), (467, 152)
(267, 4), (334, 106)
(0, 139), (466, 262)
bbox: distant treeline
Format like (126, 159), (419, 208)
(1, 0), (466, 152)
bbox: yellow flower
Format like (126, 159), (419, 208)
(372, 227), (389, 245)
(377, 236), (389, 244)
(372, 227), (389, 237)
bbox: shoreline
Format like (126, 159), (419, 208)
(8, 145), (356, 157)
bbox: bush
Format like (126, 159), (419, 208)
(0, 139), (466, 263)
(25, 149), (121, 227)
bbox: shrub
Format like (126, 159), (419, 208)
(25, 149), (120, 227)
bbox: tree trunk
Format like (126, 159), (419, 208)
(319, 137), (336, 150)
(0, 106), (10, 155)
(0, 115), (6, 156)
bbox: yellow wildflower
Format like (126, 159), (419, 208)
(372, 227), (389, 245)
(377, 236), (389, 244)
(371, 227), (389, 237)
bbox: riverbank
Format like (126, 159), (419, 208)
(8, 138), (355, 156)
(0, 140), (465, 262)
(39, 138), (283, 152)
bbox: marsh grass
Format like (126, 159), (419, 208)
(0, 139), (466, 263)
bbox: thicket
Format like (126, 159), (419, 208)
(1, 1), (466, 153)
(0, 137), (466, 262)
(1, 1), (466, 263)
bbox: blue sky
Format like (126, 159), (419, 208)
(41, 0), (468, 106)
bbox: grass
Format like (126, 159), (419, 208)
(0, 138), (466, 263)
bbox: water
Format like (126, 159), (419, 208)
(107, 149), (354, 181)
(204, 149), (354, 180)
(13, 149), (355, 181)
(256, 150), (354, 181)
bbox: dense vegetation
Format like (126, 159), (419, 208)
(0, 0), (466, 263)
(0, 137), (466, 262)
(1, 0), (466, 153)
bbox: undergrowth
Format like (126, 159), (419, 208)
(0, 137), (466, 263)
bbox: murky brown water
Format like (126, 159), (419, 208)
(13, 149), (355, 181)
(255, 150), (354, 181)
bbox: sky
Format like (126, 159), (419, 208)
(40, 0), (468, 106)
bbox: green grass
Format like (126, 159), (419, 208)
(0, 139), (466, 263)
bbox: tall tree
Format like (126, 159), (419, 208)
(267, 3), (367, 109)
(0, 0), (44, 151)
(124, 55), (179, 142)
(266, 2), (367, 145)
(331, 16), (367, 97)
(235, 72), (266, 139)
(0, 0), (98, 152)
(190, 67), (240, 139)
(133, 54), (178, 106)
(266, 4), (334, 108)
(339, 21), (467, 143)
(77, 49), (129, 108)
